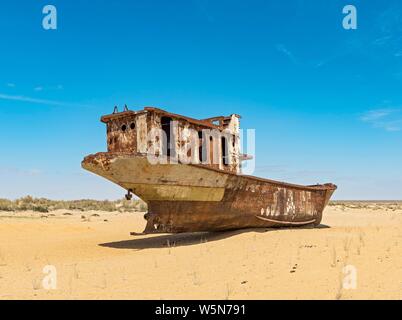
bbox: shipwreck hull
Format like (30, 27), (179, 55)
(82, 152), (337, 233)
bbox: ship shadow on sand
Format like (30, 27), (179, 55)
(99, 224), (330, 250)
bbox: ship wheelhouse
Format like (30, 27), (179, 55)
(101, 107), (242, 174)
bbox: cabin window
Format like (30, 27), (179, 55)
(209, 136), (214, 165)
(222, 136), (229, 166)
(130, 122), (135, 130)
(161, 116), (173, 157)
(121, 124), (127, 132)
(198, 131), (203, 163)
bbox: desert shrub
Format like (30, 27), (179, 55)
(33, 206), (49, 213)
(0, 196), (147, 213)
(0, 199), (15, 211)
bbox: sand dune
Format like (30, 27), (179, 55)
(0, 203), (401, 300)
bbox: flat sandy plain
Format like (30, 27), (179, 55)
(0, 202), (401, 300)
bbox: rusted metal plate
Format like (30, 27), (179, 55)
(106, 115), (138, 153)
(82, 152), (336, 233)
(102, 107), (241, 174)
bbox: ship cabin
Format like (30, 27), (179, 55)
(101, 107), (242, 174)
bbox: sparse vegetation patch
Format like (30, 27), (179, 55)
(0, 196), (147, 213)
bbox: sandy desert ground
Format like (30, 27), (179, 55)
(0, 203), (401, 300)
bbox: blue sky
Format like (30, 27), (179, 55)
(1, 0), (402, 200)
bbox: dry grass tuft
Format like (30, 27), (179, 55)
(329, 201), (402, 211)
(0, 196), (147, 213)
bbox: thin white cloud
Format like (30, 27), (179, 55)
(0, 93), (91, 108)
(33, 85), (63, 92)
(6, 83), (15, 87)
(360, 109), (394, 121)
(360, 108), (402, 131)
(371, 35), (393, 46)
(314, 6), (402, 70)
(0, 167), (42, 177)
(275, 44), (298, 65)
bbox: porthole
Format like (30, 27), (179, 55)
(130, 123), (135, 130)
(121, 124), (127, 132)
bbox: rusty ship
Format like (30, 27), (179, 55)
(82, 106), (337, 234)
